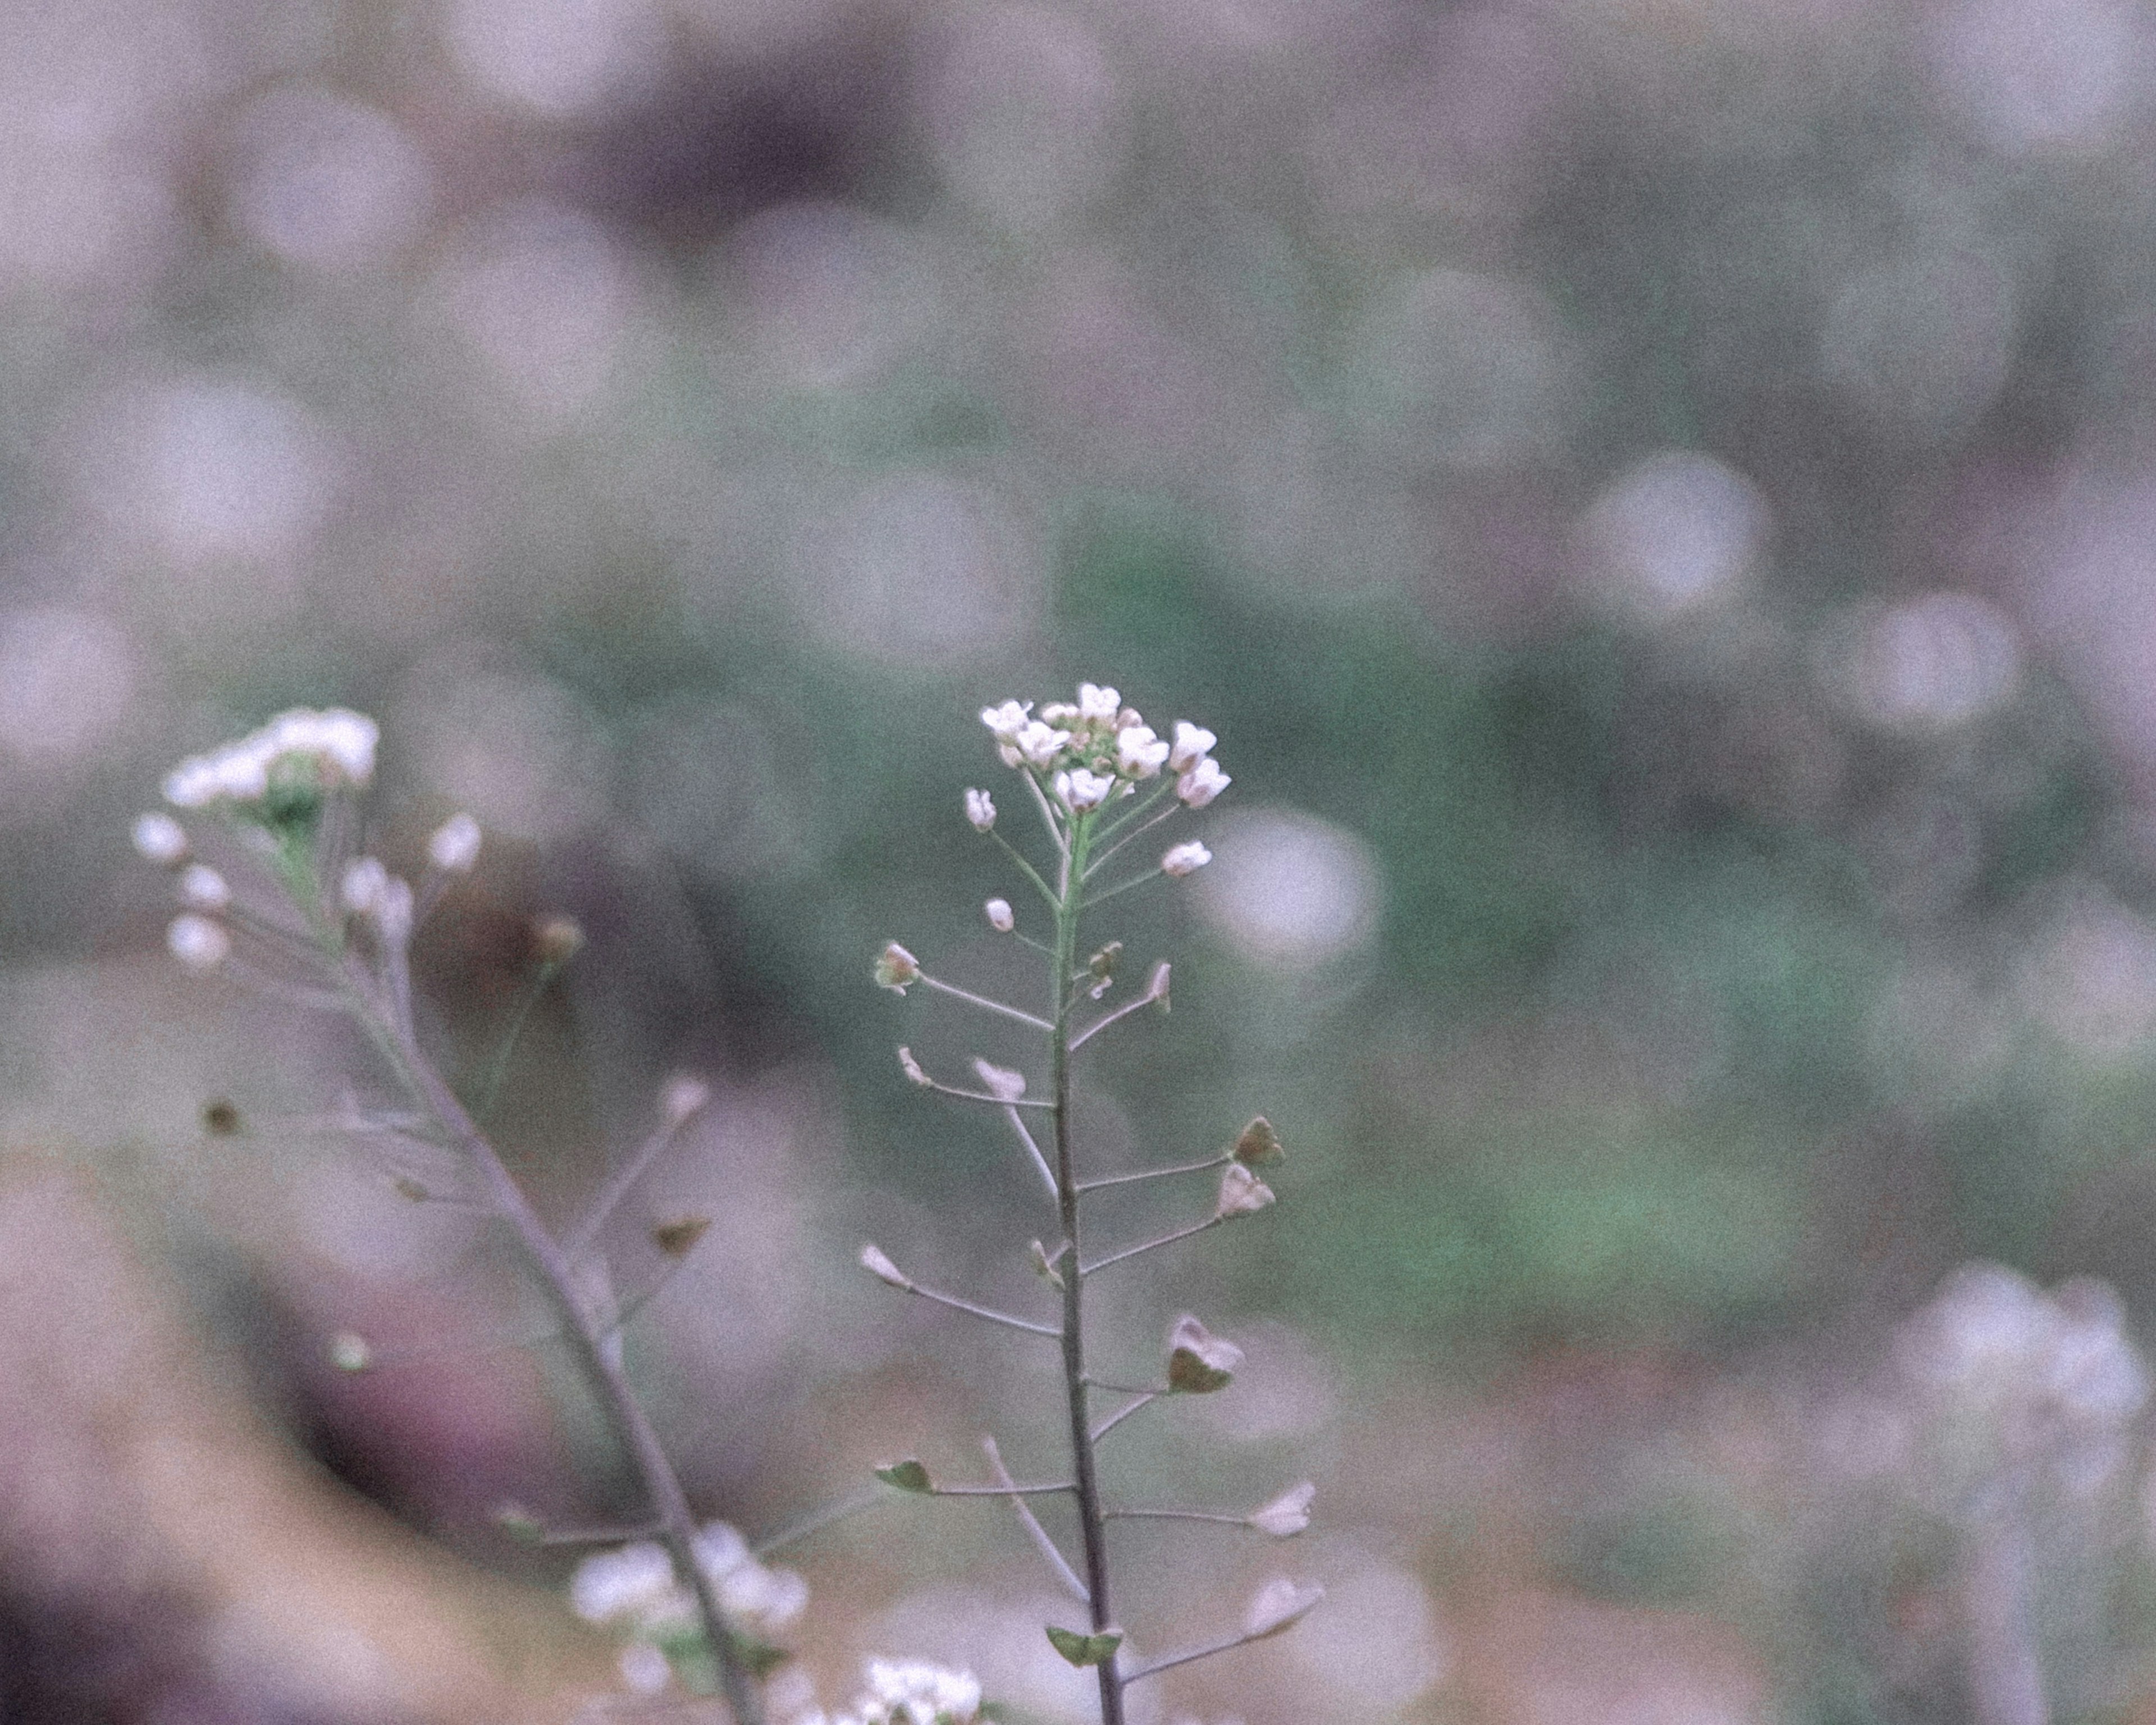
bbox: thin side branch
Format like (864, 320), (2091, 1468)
(1075, 1154), (1230, 1194)
(1068, 964), (1171, 1051)
(897, 1279), (1063, 1338)
(566, 1106), (700, 1257)
(752, 1486), (887, 1559)
(919, 971), (1055, 1031)
(1123, 1628), (1269, 1685)
(1090, 1392), (1158, 1444)
(985, 1436), (1090, 1604)
(1081, 1216), (1221, 1277)
(1002, 1103), (1059, 1198)
(1102, 1509), (1248, 1528)
(989, 829), (1059, 909)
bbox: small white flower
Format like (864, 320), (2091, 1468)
(979, 700), (1031, 742)
(341, 856), (389, 916)
(427, 811), (482, 873)
(1169, 722), (1217, 773)
(166, 914), (229, 973)
(131, 812), (188, 864)
(309, 708), (380, 784)
(161, 756), (223, 808)
(861, 1659), (983, 1725)
(1116, 725), (1170, 778)
(1016, 719), (1071, 768)
(571, 1541), (680, 1626)
(1247, 1481), (1315, 1537)
(1161, 840), (1212, 877)
(1176, 757), (1230, 808)
(1078, 683), (1121, 724)
(985, 897), (1015, 932)
(176, 864), (231, 912)
(965, 788), (996, 832)
(1056, 768), (1113, 812)
(1040, 702), (1080, 724)
(860, 1242), (911, 1289)
(875, 943), (921, 992)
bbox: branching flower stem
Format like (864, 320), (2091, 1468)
(316, 914), (766, 1725)
(1048, 812), (1130, 1725)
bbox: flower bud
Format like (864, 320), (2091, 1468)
(1029, 1239), (1065, 1287)
(131, 811), (188, 864)
(965, 788), (997, 832)
(985, 897), (1015, 932)
(860, 1242), (911, 1289)
(1216, 1163), (1276, 1219)
(534, 915), (586, 966)
(1161, 840), (1211, 877)
(428, 811), (482, 873)
(177, 864), (231, 912)
(875, 942), (920, 992)
(167, 914), (230, 973)
(875, 1458), (933, 1493)
(1165, 1314), (1243, 1394)
(1246, 1481), (1315, 1537)
(898, 1046), (933, 1086)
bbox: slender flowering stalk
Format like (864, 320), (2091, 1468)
(133, 709), (769, 1723)
(867, 684), (1314, 1724)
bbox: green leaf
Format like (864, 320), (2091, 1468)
(875, 1459), (934, 1494)
(1044, 1625), (1123, 1668)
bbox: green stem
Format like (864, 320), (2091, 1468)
(1052, 812), (1127, 1725)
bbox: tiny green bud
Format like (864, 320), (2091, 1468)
(875, 1458), (934, 1494)
(1045, 1625), (1123, 1668)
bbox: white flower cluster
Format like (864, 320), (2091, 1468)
(162, 707), (378, 807)
(571, 1522), (807, 1671)
(1895, 1263), (2149, 1497)
(976, 684), (1228, 816)
(785, 1658), (983, 1725)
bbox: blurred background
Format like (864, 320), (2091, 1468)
(8, 0), (2156, 1719)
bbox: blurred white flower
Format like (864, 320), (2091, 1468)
(131, 812), (188, 864)
(852, 1658), (982, 1725)
(176, 864), (230, 912)
(970, 1057), (1026, 1101)
(162, 708), (380, 807)
(167, 914), (229, 973)
(1161, 840), (1212, 877)
(1243, 1576), (1324, 1639)
(1215, 1162), (1276, 1218)
(340, 857), (389, 916)
(966, 787), (997, 831)
(427, 811), (482, 873)
(985, 897), (1015, 932)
